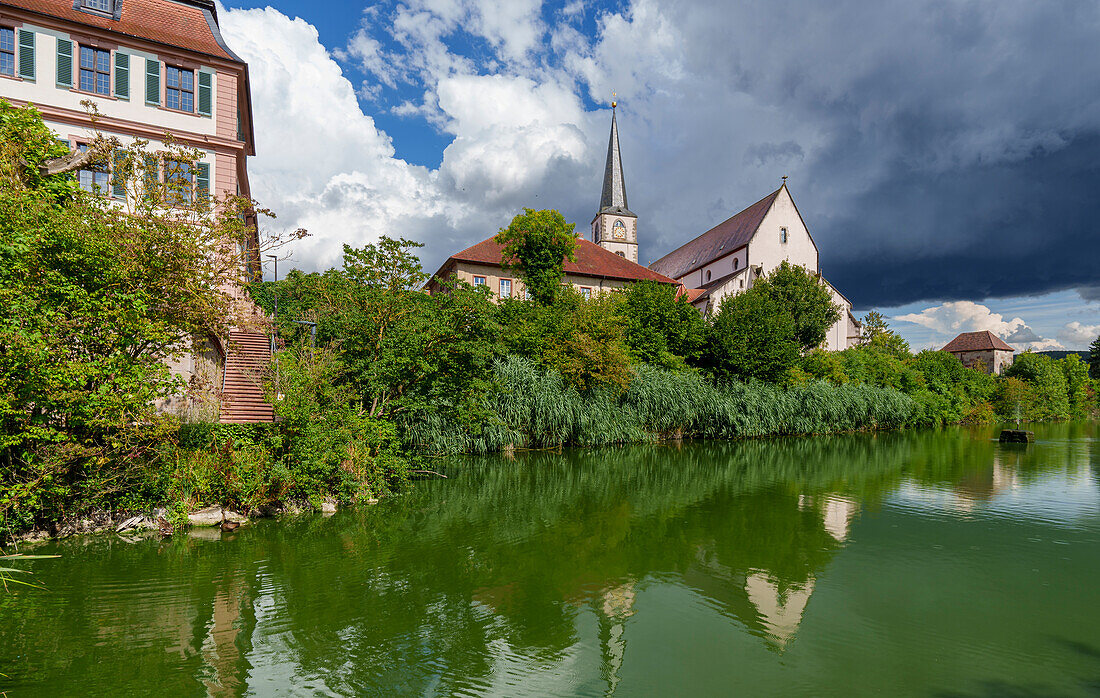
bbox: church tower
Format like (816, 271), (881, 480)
(591, 102), (639, 263)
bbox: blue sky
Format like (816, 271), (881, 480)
(216, 0), (1100, 351)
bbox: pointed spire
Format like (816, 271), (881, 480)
(599, 102), (633, 215)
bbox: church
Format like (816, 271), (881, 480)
(428, 104), (862, 351)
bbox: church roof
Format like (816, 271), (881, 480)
(649, 187), (782, 281)
(598, 108), (634, 217)
(942, 331), (1015, 353)
(435, 236), (677, 285)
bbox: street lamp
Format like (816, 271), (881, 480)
(267, 254), (278, 320)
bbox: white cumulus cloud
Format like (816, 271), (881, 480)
(1058, 322), (1100, 348)
(895, 301), (1063, 351)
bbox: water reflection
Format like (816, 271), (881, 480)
(1, 422), (1097, 696)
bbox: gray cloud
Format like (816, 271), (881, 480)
(230, 0), (1100, 313)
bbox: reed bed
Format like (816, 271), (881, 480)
(402, 356), (919, 455)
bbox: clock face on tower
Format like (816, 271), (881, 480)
(612, 220), (626, 240)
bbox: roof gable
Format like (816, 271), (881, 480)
(942, 331), (1015, 353)
(649, 187), (781, 280)
(438, 236), (677, 285)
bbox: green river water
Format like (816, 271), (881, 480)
(2, 422), (1099, 696)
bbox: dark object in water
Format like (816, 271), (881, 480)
(156, 517), (174, 537)
(999, 429), (1034, 443)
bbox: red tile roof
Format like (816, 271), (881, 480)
(649, 187), (781, 281)
(681, 288), (707, 303)
(1, 0), (239, 62)
(942, 331), (1015, 353)
(440, 236), (678, 284)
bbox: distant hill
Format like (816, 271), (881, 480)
(1034, 350), (1088, 361)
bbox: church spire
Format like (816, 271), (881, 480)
(599, 102), (632, 215)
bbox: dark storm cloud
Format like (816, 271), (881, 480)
(632, 0), (1100, 308)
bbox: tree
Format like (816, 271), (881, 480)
(705, 290), (800, 383)
(860, 310), (911, 358)
(494, 208), (577, 305)
(1057, 354), (1091, 418)
(254, 239), (500, 424)
(618, 281), (706, 370)
(1003, 353), (1070, 421)
(1089, 334), (1100, 380)
(753, 262), (841, 352)
(0, 100), (287, 531)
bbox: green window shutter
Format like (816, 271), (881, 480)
(111, 151), (126, 199)
(17, 29), (34, 81)
(145, 58), (160, 105)
(114, 52), (129, 99)
(56, 38), (72, 87)
(197, 70), (212, 116)
(196, 162), (210, 201)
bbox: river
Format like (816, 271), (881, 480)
(1, 422), (1098, 696)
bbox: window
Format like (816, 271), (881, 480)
(706, 270), (712, 282)
(580, 287), (592, 300)
(0, 27), (13, 77)
(616, 251), (625, 258)
(499, 278), (512, 298)
(76, 143), (109, 193)
(164, 159), (193, 205)
(79, 45), (110, 95)
(780, 227), (788, 244)
(733, 258), (739, 271)
(165, 66), (194, 112)
(81, 0), (114, 13)
(473, 276), (486, 286)
(740, 280), (744, 288)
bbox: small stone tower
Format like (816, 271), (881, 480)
(591, 102), (638, 263)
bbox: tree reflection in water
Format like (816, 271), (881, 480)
(0, 421), (1096, 696)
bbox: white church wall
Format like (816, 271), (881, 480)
(684, 247), (749, 289)
(747, 187), (819, 278)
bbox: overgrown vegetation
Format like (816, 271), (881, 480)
(1, 102), (1096, 541)
(0, 102), (407, 539)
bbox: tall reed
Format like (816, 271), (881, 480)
(402, 356), (919, 455)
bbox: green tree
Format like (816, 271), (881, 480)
(860, 310), (911, 358)
(494, 208), (577, 305)
(497, 288), (632, 392)
(1089, 334), (1100, 380)
(254, 239), (500, 427)
(618, 281), (706, 370)
(705, 291), (800, 383)
(753, 262), (841, 352)
(1003, 353), (1070, 421)
(1057, 354), (1091, 418)
(0, 100), (274, 532)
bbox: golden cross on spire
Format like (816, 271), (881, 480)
(611, 91), (617, 109)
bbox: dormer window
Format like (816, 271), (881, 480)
(80, 0), (115, 16)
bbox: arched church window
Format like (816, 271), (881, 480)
(733, 258), (739, 271)
(780, 227), (788, 243)
(706, 270), (712, 281)
(612, 219), (627, 240)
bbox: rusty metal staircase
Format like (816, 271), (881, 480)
(219, 330), (275, 423)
